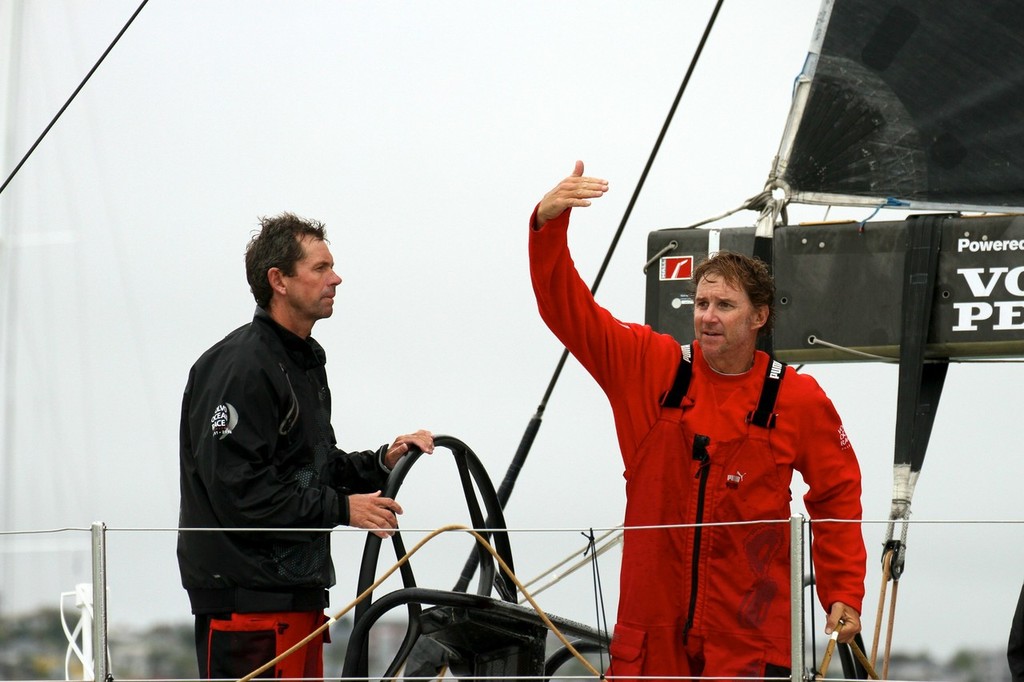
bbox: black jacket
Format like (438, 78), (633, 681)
(177, 308), (389, 614)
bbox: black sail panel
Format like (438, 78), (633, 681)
(780, 0), (1024, 210)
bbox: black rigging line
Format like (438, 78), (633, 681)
(584, 529), (611, 672)
(0, 0), (151, 198)
(454, 0), (727, 593)
(536, 0), (727, 424)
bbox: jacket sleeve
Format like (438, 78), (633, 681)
(325, 444), (391, 496)
(788, 371), (867, 614)
(529, 205), (681, 462)
(530, 206), (647, 389)
(185, 359), (344, 536)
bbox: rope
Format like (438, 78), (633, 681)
(850, 639), (882, 680)
(820, 622), (881, 680)
(818, 629), (840, 678)
(898, 519), (910, 577)
(870, 549), (892, 668)
(870, 546), (903, 680)
(882, 580), (900, 680)
(873, 511), (911, 678)
(237, 524), (602, 682)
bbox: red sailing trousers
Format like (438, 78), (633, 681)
(607, 402), (793, 680)
(197, 611), (328, 680)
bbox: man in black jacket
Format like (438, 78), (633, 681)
(178, 212), (432, 680)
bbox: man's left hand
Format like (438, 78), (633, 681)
(384, 429), (434, 469)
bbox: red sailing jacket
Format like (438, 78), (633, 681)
(529, 208), (866, 675)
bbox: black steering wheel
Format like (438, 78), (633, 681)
(342, 434), (518, 679)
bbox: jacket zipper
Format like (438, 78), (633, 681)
(683, 433), (711, 644)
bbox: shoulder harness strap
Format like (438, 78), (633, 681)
(659, 345), (787, 428)
(659, 344), (693, 408)
(746, 357), (787, 429)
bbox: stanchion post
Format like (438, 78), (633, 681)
(790, 515), (805, 682)
(91, 522), (109, 682)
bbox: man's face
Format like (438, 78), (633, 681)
(693, 274), (767, 373)
(282, 236), (342, 324)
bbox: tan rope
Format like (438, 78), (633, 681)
(820, 620), (882, 681)
(849, 638), (881, 680)
(817, 630), (840, 678)
(870, 548), (892, 668)
(238, 523), (602, 682)
(882, 580), (900, 680)
(869, 547), (901, 680)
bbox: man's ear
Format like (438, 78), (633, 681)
(268, 267), (287, 296)
(752, 305), (769, 330)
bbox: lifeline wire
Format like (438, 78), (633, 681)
(0, 0), (151, 198)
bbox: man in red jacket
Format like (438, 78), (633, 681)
(530, 161), (866, 680)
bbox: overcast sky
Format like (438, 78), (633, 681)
(1, 0), (1022, 664)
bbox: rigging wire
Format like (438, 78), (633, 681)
(584, 528), (611, 673)
(517, 527), (622, 600)
(542, 0), (727, 393)
(579, 0), (727, 303)
(0, 0), (151, 198)
(455, 0), (728, 591)
(675, 187), (790, 232)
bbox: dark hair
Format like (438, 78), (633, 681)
(691, 251), (775, 336)
(245, 212), (328, 308)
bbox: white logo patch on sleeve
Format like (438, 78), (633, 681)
(838, 424), (850, 450)
(211, 403), (238, 440)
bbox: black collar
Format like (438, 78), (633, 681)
(253, 307), (326, 370)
